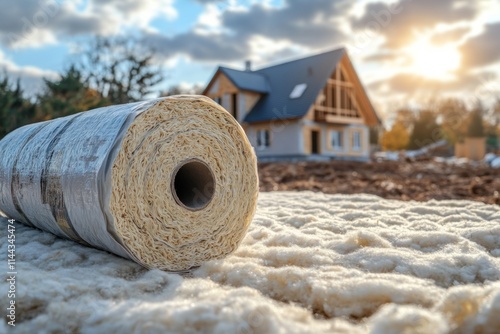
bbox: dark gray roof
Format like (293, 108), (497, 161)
(219, 67), (270, 93)
(242, 48), (346, 123)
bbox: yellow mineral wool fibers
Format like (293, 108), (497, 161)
(0, 95), (259, 271)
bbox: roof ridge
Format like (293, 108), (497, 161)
(254, 47), (345, 72)
(218, 47), (345, 74)
(220, 66), (265, 76)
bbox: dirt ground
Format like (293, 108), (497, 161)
(258, 159), (500, 205)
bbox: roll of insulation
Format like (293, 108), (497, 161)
(0, 95), (259, 271)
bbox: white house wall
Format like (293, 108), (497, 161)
(245, 121), (304, 157)
(245, 120), (369, 160)
(301, 120), (370, 160)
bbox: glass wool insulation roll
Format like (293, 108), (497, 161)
(0, 95), (259, 271)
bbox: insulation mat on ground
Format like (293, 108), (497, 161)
(0, 95), (259, 271)
(0, 192), (499, 333)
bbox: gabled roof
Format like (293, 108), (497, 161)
(245, 48), (345, 123)
(204, 47), (380, 126)
(219, 67), (270, 93)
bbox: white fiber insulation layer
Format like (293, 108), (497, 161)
(0, 192), (499, 333)
(0, 95), (259, 271)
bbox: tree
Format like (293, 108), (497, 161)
(77, 37), (163, 104)
(487, 99), (500, 136)
(437, 98), (469, 144)
(161, 84), (204, 96)
(408, 110), (441, 150)
(395, 108), (415, 130)
(467, 104), (485, 137)
(369, 126), (381, 146)
(36, 65), (107, 121)
(380, 120), (409, 151)
(0, 75), (36, 139)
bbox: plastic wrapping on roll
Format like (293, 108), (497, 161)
(0, 95), (259, 271)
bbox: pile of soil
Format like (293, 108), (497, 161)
(258, 160), (500, 205)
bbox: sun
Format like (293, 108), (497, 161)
(406, 38), (461, 79)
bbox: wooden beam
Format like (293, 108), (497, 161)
(335, 68), (340, 109)
(326, 82), (331, 109)
(340, 54), (380, 126)
(325, 114), (364, 124)
(327, 79), (353, 87)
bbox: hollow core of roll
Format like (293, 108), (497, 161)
(171, 159), (215, 211)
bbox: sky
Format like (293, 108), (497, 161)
(0, 0), (499, 120)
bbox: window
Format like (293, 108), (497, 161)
(289, 83), (307, 99)
(352, 131), (362, 151)
(221, 94), (230, 111)
(231, 93), (238, 120)
(214, 97), (221, 104)
(330, 130), (343, 150)
(256, 129), (270, 149)
(239, 94), (246, 119)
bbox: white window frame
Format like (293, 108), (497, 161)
(256, 129), (271, 150)
(330, 130), (343, 151)
(352, 130), (362, 151)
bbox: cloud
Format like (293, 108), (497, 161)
(91, 0), (178, 27)
(194, 3), (224, 34)
(0, 0), (177, 49)
(142, 31), (248, 62)
(369, 71), (497, 98)
(460, 22), (500, 69)
(363, 51), (402, 63)
(248, 39), (304, 66)
(0, 0), (60, 47)
(221, 0), (351, 48)
(142, 0), (353, 64)
(193, 0), (226, 3)
(430, 26), (471, 45)
(0, 50), (57, 96)
(352, 0), (479, 48)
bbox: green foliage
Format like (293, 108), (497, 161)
(408, 110), (442, 150)
(0, 75), (36, 139)
(486, 135), (498, 151)
(437, 98), (469, 144)
(467, 106), (485, 138)
(37, 65), (108, 121)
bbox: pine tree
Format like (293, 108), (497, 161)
(37, 66), (107, 121)
(467, 105), (485, 138)
(437, 98), (468, 144)
(0, 76), (36, 139)
(408, 110), (442, 150)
